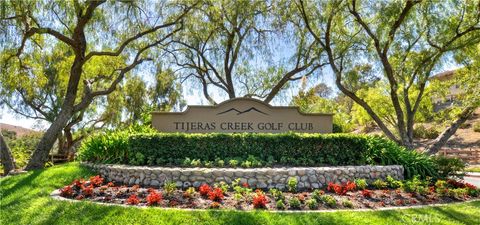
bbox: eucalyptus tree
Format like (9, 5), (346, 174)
(0, 0), (195, 169)
(169, 0), (324, 104)
(298, 0), (480, 149)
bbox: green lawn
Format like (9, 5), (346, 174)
(466, 166), (480, 173)
(1, 163), (480, 225)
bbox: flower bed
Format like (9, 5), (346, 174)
(55, 175), (480, 211)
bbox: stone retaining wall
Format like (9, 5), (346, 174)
(85, 163), (404, 191)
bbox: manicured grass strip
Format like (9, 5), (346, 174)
(1, 163), (480, 225)
(466, 166), (480, 173)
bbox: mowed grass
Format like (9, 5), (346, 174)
(1, 163), (480, 225)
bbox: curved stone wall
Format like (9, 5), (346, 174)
(85, 163), (404, 191)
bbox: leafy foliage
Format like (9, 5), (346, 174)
(79, 131), (437, 179)
(433, 156), (466, 179)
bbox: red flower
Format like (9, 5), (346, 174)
(169, 200), (178, 207)
(89, 175), (104, 187)
(395, 199), (404, 206)
(72, 179), (86, 189)
(60, 185), (74, 197)
(126, 194), (140, 205)
(199, 184), (212, 197)
(107, 182), (115, 187)
(242, 182), (249, 188)
(146, 191), (163, 206)
(345, 181), (356, 192)
(75, 195), (84, 200)
(82, 184), (94, 197)
(327, 182), (354, 195)
(208, 188), (224, 202)
(361, 189), (373, 198)
(252, 191), (268, 209)
(465, 183), (477, 190)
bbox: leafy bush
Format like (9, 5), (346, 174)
(163, 181), (177, 196)
(311, 189), (324, 202)
(434, 156), (466, 179)
(342, 199), (353, 208)
(354, 179), (368, 190)
(287, 177), (298, 193)
(199, 184), (211, 197)
(413, 125), (440, 139)
(361, 189), (372, 198)
(320, 195), (337, 207)
(79, 131), (437, 179)
(0, 131), (42, 169)
(306, 199), (318, 209)
(473, 122), (480, 133)
(269, 188), (285, 201)
(385, 176), (403, 189)
(126, 194), (140, 205)
(252, 190), (268, 209)
(372, 179), (387, 189)
(146, 190), (162, 206)
(275, 200), (286, 210)
(208, 188), (224, 202)
(288, 197), (301, 209)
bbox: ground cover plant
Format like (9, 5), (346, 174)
(78, 131), (438, 179)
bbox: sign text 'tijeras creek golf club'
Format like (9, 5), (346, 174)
(151, 98), (333, 133)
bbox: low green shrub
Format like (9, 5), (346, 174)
(78, 131), (437, 179)
(354, 179), (368, 190)
(275, 199), (286, 210)
(413, 125), (440, 139)
(306, 199), (318, 209)
(342, 199), (353, 208)
(287, 177), (298, 193)
(473, 122), (480, 133)
(434, 156), (466, 179)
(385, 176), (403, 189)
(320, 195), (337, 207)
(288, 197), (301, 209)
(372, 179), (387, 189)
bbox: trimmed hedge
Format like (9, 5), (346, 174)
(78, 130), (437, 179)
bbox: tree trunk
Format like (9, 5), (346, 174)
(425, 106), (477, 155)
(0, 133), (16, 174)
(25, 109), (74, 170)
(57, 132), (66, 156)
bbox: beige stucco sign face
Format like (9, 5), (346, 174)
(151, 98), (333, 133)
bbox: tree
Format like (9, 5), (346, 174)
(170, 0), (324, 104)
(1, 0), (195, 169)
(0, 132), (16, 174)
(426, 44), (480, 154)
(298, 0), (480, 148)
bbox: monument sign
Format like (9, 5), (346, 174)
(151, 98), (333, 133)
